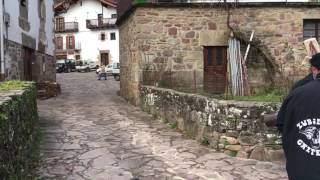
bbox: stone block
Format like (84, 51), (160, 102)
(199, 30), (230, 46)
(168, 27), (177, 36)
(220, 136), (239, 145)
(239, 135), (258, 145)
(265, 149), (286, 163)
(249, 146), (266, 161)
(236, 150), (249, 159)
(185, 31), (195, 39)
(208, 22), (217, 30)
(225, 145), (242, 151)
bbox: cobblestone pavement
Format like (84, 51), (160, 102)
(37, 72), (288, 180)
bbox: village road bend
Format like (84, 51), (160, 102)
(37, 72), (288, 180)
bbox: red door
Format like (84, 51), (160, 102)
(203, 46), (228, 93)
(23, 47), (34, 81)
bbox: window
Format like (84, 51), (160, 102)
(56, 37), (63, 49)
(21, 0), (27, 7)
(207, 48), (212, 65)
(100, 32), (106, 41)
(111, 14), (117, 19)
(110, 32), (116, 40)
(39, 0), (45, 19)
(66, 36), (75, 49)
(216, 47), (223, 65)
(56, 17), (65, 31)
(303, 19), (320, 41)
(204, 46), (225, 66)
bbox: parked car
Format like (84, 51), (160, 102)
(112, 62), (120, 81)
(76, 60), (97, 72)
(56, 59), (76, 73)
(105, 64), (113, 76)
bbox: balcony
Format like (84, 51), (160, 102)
(55, 22), (79, 33)
(86, 18), (117, 30)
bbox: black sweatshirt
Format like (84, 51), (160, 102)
(290, 73), (314, 92)
(277, 78), (320, 180)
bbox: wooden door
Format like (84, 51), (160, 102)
(203, 46), (228, 93)
(23, 47), (34, 81)
(100, 53), (109, 66)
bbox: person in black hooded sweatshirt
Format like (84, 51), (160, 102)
(277, 53), (320, 180)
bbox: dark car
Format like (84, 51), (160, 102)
(56, 59), (76, 73)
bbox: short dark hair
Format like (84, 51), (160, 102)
(310, 53), (320, 70)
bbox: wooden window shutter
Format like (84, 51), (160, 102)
(60, 37), (63, 49)
(66, 36), (69, 49)
(72, 36), (75, 49)
(61, 17), (65, 31)
(55, 37), (58, 49)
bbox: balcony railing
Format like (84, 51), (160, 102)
(55, 42), (81, 53)
(55, 22), (79, 33)
(86, 18), (117, 30)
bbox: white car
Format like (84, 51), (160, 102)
(111, 62), (120, 81)
(105, 64), (113, 76)
(101, 62), (120, 80)
(76, 60), (96, 72)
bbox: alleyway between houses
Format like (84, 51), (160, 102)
(37, 73), (288, 180)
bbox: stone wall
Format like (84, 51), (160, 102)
(0, 82), (39, 178)
(229, 7), (320, 89)
(119, 5), (320, 103)
(119, 10), (141, 104)
(140, 85), (285, 163)
(5, 40), (56, 82)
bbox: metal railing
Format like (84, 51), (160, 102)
(86, 18), (117, 29)
(55, 42), (81, 52)
(55, 22), (79, 33)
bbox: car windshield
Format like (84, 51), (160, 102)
(56, 60), (65, 64)
(113, 63), (120, 69)
(76, 61), (83, 66)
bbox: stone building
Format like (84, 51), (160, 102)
(54, 0), (119, 65)
(117, 1), (320, 104)
(0, 0), (55, 82)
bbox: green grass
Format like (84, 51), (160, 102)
(232, 94), (282, 102)
(232, 89), (285, 102)
(0, 81), (31, 91)
(200, 136), (210, 146)
(168, 121), (177, 129)
(197, 88), (285, 102)
(228, 150), (238, 157)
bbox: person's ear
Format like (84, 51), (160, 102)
(311, 66), (319, 75)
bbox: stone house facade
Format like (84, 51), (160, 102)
(0, 0), (56, 82)
(117, 2), (320, 105)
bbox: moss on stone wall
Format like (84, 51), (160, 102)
(0, 81), (39, 179)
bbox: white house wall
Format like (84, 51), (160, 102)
(46, 1), (55, 56)
(56, 0), (119, 63)
(5, 0), (54, 56)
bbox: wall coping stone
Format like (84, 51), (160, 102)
(117, 2), (320, 26)
(142, 85), (281, 108)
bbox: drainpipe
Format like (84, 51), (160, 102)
(0, 0), (4, 76)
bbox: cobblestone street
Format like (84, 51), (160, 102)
(37, 73), (288, 180)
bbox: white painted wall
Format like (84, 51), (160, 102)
(56, 0), (119, 64)
(4, 0), (54, 56)
(46, 1), (55, 56)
